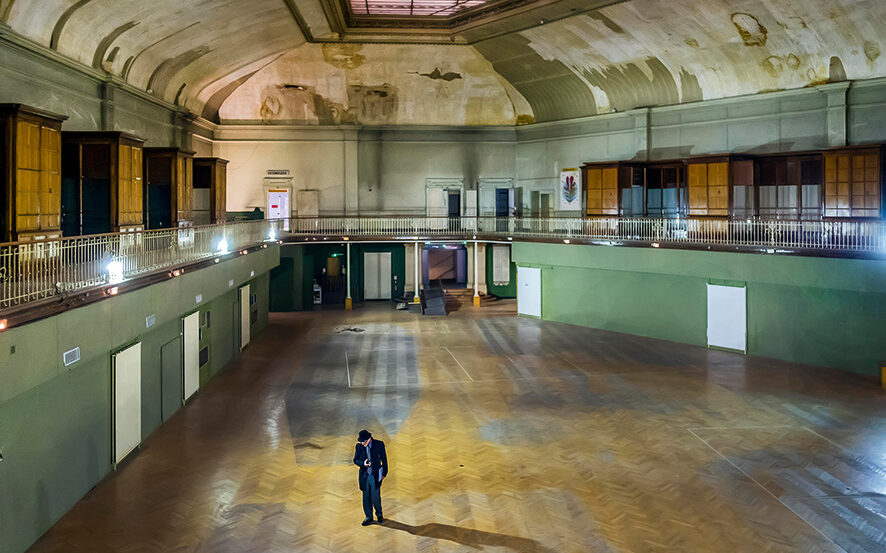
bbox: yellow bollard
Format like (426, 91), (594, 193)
(345, 297), (353, 310)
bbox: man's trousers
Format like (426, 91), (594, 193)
(363, 475), (382, 519)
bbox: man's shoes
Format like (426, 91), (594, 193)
(362, 518), (373, 526)
(377, 516), (385, 524)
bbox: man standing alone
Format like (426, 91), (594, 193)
(353, 429), (388, 526)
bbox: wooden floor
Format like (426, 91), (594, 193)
(28, 299), (886, 553)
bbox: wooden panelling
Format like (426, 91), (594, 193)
(687, 160), (729, 217)
(583, 164), (618, 216)
(825, 148), (881, 218)
(143, 148), (195, 229)
(62, 133), (145, 235)
(195, 157), (229, 224)
(0, 105), (66, 242)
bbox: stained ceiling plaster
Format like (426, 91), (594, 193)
(1, 0), (884, 125)
(219, 42), (533, 125)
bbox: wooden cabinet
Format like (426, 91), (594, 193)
(582, 162), (619, 216)
(193, 157), (228, 224)
(143, 148), (194, 230)
(824, 147), (882, 218)
(61, 132), (145, 236)
(687, 158), (730, 217)
(0, 104), (67, 242)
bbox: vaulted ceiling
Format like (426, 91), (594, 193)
(1, 0), (884, 126)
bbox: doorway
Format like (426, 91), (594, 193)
(112, 342), (142, 465)
(160, 337), (182, 422)
(267, 189), (290, 230)
(363, 251), (392, 300)
(422, 244), (467, 289)
(182, 311), (200, 402)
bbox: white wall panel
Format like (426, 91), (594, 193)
(707, 284), (747, 352)
(113, 342), (142, 464)
(182, 312), (200, 401)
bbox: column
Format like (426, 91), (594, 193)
(345, 241), (352, 310)
(413, 241), (420, 303)
(473, 241), (480, 307)
(822, 82), (850, 147)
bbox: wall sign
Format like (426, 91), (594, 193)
(559, 168), (581, 210)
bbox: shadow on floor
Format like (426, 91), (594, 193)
(382, 519), (553, 552)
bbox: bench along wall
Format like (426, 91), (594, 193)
(0, 245), (278, 553)
(512, 242), (886, 379)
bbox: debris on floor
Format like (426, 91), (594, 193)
(336, 326), (365, 333)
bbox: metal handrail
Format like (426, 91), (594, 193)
(2, 216), (883, 311)
(0, 220), (282, 310)
(287, 216), (886, 253)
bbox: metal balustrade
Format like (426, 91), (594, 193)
(0, 220), (281, 310)
(289, 216), (886, 253)
(1, 216), (883, 311)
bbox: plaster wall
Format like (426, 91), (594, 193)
(0, 247), (279, 553)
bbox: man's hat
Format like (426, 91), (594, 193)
(358, 429), (372, 442)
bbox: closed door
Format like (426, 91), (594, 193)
(267, 189), (290, 230)
(182, 312), (200, 401)
(239, 285), (251, 350)
(160, 337), (182, 421)
(363, 252), (392, 300)
(707, 284), (747, 352)
(517, 266), (542, 318)
(113, 342), (142, 464)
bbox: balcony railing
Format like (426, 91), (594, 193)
(289, 216), (886, 253)
(1, 216), (883, 312)
(0, 220), (281, 310)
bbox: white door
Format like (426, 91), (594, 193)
(707, 284), (747, 352)
(267, 189), (290, 231)
(113, 342), (142, 464)
(517, 266), (542, 318)
(427, 187), (447, 229)
(479, 187), (495, 216)
(239, 284), (251, 350)
(182, 312), (200, 401)
(364, 252), (392, 300)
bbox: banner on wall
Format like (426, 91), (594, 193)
(559, 168), (581, 210)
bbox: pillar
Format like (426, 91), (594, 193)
(473, 241), (480, 307)
(413, 241), (420, 303)
(345, 242), (352, 310)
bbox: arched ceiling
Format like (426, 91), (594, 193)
(1, 0), (884, 125)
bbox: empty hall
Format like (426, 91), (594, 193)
(1, 1), (885, 552)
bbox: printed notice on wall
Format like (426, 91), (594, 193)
(559, 168), (581, 211)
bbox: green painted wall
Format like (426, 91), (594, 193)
(485, 244), (517, 298)
(271, 243), (406, 310)
(0, 246), (279, 553)
(512, 242), (886, 378)
(349, 244), (406, 303)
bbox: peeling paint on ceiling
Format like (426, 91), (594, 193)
(219, 43), (528, 125)
(0, 0), (883, 125)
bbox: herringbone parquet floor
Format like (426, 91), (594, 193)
(27, 299), (886, 553)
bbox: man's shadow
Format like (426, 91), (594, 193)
(381, 520), (553, 552)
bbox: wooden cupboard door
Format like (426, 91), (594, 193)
(586, 168), (602, 214)
(214, 163), (227, 222)
(687, 163), (708, 215)
(602, 167), (618, 214)
(132, 147), (143, 225)
(39, 127), (61, 230)
(16, 121), (40, 170)
(15, 168), (39, 231)
(709, 162), (729, 215)
(119, 145), (131, 225)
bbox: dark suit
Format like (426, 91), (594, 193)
(353, 439), (388, 519)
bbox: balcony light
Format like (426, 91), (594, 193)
(217, 238), (229, 254)
(0, 319), (7, 331)
(106, 260), (124, 284)
(651, 243), (660, 248)
(267, 228), (277, 241)
(563, 239), (570, 244)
